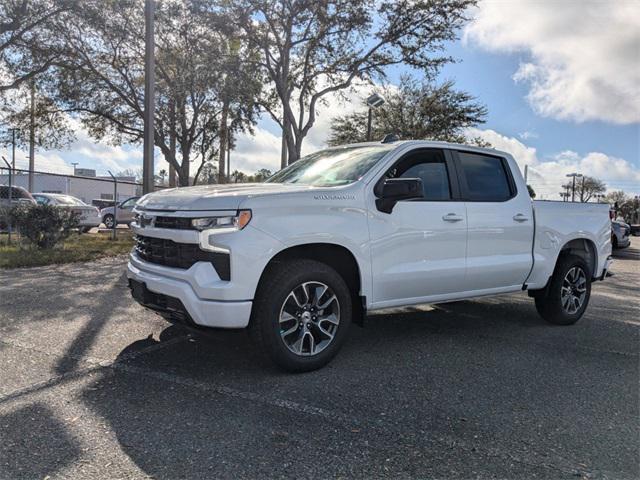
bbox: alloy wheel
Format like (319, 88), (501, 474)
(279, 281), (340, 356)
(561, 266), (587, 314)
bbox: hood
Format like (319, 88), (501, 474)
(136, 183), (323, 211)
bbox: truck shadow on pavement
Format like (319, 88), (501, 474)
(77, 296), (639, 479)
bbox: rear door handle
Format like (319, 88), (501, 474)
(513, 213), (529, 222)
(442, 213), (464, 222)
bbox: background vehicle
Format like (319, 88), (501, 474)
(611, 220), (631, 249)
(99, 196), (139, 228)
(127, 141), (612, 372)
(91, 199), (116, 210)
(0, 186), (36, 230)
(33, 193), (101, 232)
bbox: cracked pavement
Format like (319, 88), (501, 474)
(0, 239), (638, 479)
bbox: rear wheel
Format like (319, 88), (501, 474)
(103, 214), (115, 229)
(534, 254), (591, 325)
(249, 259), (352, 372)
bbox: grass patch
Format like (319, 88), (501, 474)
(0, 231), (134, 269)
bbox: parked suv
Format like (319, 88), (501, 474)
(127, 141), (612, 372)
(99, 196), (139, 228)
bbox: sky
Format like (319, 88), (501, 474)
(5, 0), (640, 199)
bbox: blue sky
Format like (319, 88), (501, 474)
(7, 0), (639, 199)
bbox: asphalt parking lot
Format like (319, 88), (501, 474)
(1, 239), (638, 479)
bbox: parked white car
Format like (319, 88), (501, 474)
(127, 140), (612, 371)
(611, 220), (631, 249)
(32, 193), (101, 232)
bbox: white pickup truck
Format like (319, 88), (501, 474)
(128, 140), (612, 371)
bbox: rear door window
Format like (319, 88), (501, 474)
(457, 152), (514, 201)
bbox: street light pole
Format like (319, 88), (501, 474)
(365, 93), (385, 141)
(142, 0), (155, 194)
(8, 128), (19, 173)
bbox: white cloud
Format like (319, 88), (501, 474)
(465, 0), (640, 124)
(518, 130), (538, 140)
(467, 127), (640, 199)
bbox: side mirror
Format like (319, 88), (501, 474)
(375, 178), (424, 213)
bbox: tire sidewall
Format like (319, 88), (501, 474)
(546, 255), (592, 325)
(255, 261), (352, 372)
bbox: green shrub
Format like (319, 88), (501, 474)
(8, 204), (79, 249)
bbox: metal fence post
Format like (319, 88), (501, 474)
(108, 171), (117, 241)
(2, 158), (13, 245)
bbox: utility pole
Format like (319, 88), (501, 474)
(71, 162), (79, 175)
(2, 156), (12, 244)
(8, 128), (19, 173)
(566, 173), (582, 202)
(28, 82), (36, 192)
(142, 0), (155, 194)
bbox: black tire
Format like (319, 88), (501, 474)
(249, 259), (352, 372)
(103, 214), (115, 229)
(534, 254), (592, 325)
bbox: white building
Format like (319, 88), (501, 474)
(0, 172), (140, 204)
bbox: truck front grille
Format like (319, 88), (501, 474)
(153, 216), (195, 230)
(134, 235), (230, 280)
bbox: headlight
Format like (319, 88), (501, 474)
(191, 210), (252, 233)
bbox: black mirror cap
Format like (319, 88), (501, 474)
(376, 178), (424, 213)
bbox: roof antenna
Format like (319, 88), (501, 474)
(381, 133), (399, 144)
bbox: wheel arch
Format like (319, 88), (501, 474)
(255, 242), (366, 324)
(529, 236), (598, 298)
(558, 237), (598, 278)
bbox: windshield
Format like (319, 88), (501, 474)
(266, 145), (393, 186)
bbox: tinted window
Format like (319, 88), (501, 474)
(0, 186), (32, 200)
(458, 152), (513, 201)
(400, 161), (451, 200)
(386, 150), (451, 201)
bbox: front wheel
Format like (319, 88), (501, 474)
(249, 259), (352, 372)
(103, 214), (115, 229)
(534, 254), (592, 325)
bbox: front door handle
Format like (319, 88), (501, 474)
(513, 213), (529, 222)
(442, 213), (464, 222)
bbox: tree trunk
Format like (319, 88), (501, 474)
(280, 115), (288, 169)
(219, 99), (229, 183)
(168, 98), (177, 187)
(179, 158), (190, 187)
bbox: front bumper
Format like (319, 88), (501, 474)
(127, 257), (252, 328)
